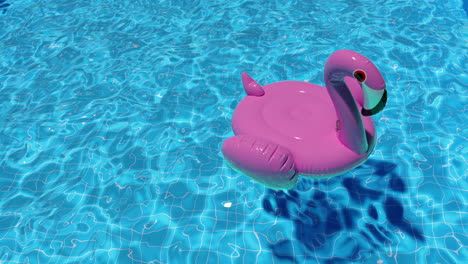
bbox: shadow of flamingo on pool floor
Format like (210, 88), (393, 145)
(0, 0), (10, 14)
(262, 159), (424, 263)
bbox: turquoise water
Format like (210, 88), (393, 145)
(0, 0), (467, 263)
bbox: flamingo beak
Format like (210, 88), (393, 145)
(362, 89), (387, 116)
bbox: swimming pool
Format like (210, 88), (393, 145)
(0, 0), (466, 263)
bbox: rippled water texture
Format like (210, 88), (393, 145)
(0, 0), (467, 263)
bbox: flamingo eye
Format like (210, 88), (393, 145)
(353, 70), (366, 82)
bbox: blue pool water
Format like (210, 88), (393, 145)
(0, 0), (467, 263)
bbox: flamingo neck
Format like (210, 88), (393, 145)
(325, 70), (368, 155)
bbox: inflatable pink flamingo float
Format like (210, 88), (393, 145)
(222, 50), (387, 190)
